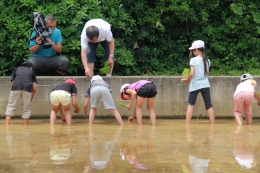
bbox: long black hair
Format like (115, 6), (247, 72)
(197, 48), (209, 77)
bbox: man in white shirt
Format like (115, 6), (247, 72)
(80, 19), (115, 78)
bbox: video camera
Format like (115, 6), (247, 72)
(30, 12), (53, 49)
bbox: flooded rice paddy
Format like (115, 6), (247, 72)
(1, 119), (260, 173)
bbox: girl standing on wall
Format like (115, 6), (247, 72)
(181, 40), (215, 124)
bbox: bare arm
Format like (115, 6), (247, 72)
(29, 37), (41, 54)
(81, 48), (88, 70)
(107, 39), (115, 65)
(84, 96), (90, 118)
(31, 82), (37, 101)
(81, 48), (91, 77)
(252, 84), (260, 104)
(181, 65), (195, 83)
(125, 89), (137, 110)
(108, 39), (114, 56)
(52, 42), (62, 53)
(45, 37), (62, 53)
(72, 95), (79, 113)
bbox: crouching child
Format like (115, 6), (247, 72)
(5, 61), (37, 125)
(84, 75), (123, 125)
(50, 79), (79, 125)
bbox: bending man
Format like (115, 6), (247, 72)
(80, 19), (115, 78)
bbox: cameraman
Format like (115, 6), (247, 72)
(28, 14), (68, 75)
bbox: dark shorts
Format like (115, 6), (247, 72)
(87, 40), (110, 63)
(137, 83), (157, 98)
(188, 87), (212, 110)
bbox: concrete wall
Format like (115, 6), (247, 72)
(1, 76), (259, 118)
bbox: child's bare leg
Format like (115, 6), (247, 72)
(23, 118), (29, 125)
(110, 108), (123, 125)
(63, 104), (72, 125)
(207, 107), (215, 124)
(136, 96), (146, 125)
(235, 115), (242, 125)
(245, 114), (252, 124)
(147, 97), (156, 125)
(50, 104), (59, 124)
(5, 115), (12, 125)
(58, 104), (66, 122)
(186, 105), (194, 124)
(89, 107), (97, 125)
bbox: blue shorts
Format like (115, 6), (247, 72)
(188, 87), (212, 110)
(87, 40), (110, 63)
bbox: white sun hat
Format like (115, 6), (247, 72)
(240, 74), (253, 82)
(91, 75), (103, 83)
(188, 40), (205, 50)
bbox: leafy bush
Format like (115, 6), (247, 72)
(1, 0), (260, 76)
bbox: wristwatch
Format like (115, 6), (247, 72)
(109, 54), (114, 58)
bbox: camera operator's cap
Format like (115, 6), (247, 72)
(91, 75), (103, 83)
(240, 74), (253, 82)
(188, 40), (205, 50)
(65, 78), (76, 86)
(120, 84), (130, 100)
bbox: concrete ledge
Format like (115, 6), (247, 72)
(1, 76), (259, 118)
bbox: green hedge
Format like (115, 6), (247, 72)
(1, 0), (260, 76)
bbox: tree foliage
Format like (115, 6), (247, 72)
(0, 0), (260, 76)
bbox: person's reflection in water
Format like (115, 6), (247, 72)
(83, 125), (123, 172)
(233, 125), (260, 169)
(50, 125), (77, 164)
(120, 126), (156, 170)
(181, 124), (214, 173)
(5, 125), (37, 163)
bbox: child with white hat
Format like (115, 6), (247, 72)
(233, 74), (260, 125)
(84, 75), (123, 125)
(181, 40), (215, 124)
(120, 80), (157, 125)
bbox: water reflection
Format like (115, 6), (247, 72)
(120, 126), (157, 170)
(50, 125), (77, 164)
(5, 125), (37, 162)
(3, 120), (260, 172)
(181, 124), (214, 173)
(233, 125), (260, 169)
(83, 125), (123, 172)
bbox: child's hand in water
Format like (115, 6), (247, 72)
(84, 114), (89, 119)
(74, 108), (79, 113)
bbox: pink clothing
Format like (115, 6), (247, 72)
(233, 91), (254, 116)
(233, 79), (256, 98)
(127, 80), (151, 92)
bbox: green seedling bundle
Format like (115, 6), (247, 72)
(118, 103), (127, 107)
(182, 68), (190, 78)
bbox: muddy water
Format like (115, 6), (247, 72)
(0, 119), (260, 172)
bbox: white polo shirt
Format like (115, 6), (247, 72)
(80, 19), (113, 49)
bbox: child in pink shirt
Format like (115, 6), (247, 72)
(233, 74), (260, 125)
(120, 80), (157, 125)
